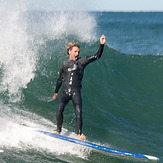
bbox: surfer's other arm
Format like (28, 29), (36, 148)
(52, 93), (58, 100)
(52, 64), (63, 100)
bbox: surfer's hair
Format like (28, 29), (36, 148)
(67, 41), (80, 55)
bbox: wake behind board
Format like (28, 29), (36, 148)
(37, 130), (159, 161)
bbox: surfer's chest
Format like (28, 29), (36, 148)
(63, 62), (83, 73)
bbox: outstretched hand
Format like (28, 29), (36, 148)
(52, 93), (58, 100)
(100, 34), (106, 45)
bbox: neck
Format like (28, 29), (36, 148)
(69, 57), (78, 61)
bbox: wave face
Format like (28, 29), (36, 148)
(0, 2), (162, 162)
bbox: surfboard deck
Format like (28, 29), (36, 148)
(37, 130), (159, 161)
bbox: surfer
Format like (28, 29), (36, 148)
(52, 34), (106, 140)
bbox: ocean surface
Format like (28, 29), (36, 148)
(0, 2), (163, 163)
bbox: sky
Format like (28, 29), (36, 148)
(28, 0), (163, 12)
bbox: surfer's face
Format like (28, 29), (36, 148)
(69, 46), (80, 61)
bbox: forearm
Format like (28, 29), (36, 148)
(94, 44), (104, 59)
(87, 44), (104, 63)
(54, 79), (62, 93)
(54, 64), (63, 93)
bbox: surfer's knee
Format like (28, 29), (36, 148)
(57, 103), (65, 117)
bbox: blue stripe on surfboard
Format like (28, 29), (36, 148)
(36, 130), (159, 161)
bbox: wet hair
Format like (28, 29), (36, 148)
(67, 41), (80, 55)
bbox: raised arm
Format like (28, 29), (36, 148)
(86, 34), (106, 63)
(95, 34), (106, 59)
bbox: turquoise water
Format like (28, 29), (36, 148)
(0, 2), (162, 162)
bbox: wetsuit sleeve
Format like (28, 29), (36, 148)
(54, 63), (63, 93)
(86, 44), (104, 64)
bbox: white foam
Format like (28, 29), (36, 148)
(0, 4), (97, 103)
(0, 1), (98, 103)
(0, 104), (90, 158)
(0, 2), (37, 102)
(25, 10), (97, 43)
(47, 11), (97, 42)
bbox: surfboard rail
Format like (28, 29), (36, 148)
(37, 130), (159, 161)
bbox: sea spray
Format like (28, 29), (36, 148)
(25, 10), (97, 42)
(0, 102), (90, 159)
(0, 2), (97, 103)
(0, 2), (36, 102)
(0, 2), (97, 160)
(0, 2), (162, 162)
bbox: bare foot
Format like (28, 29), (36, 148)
(54, 131), (60, 135)
(77, 134), (86, 140)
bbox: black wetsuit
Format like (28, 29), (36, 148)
(54, 44), (104, 135)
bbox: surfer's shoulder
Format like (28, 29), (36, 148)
(62, 59), (69, 66)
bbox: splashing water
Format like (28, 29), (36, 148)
(0, 2), (36, 102)
(0, 1), (97, 103)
